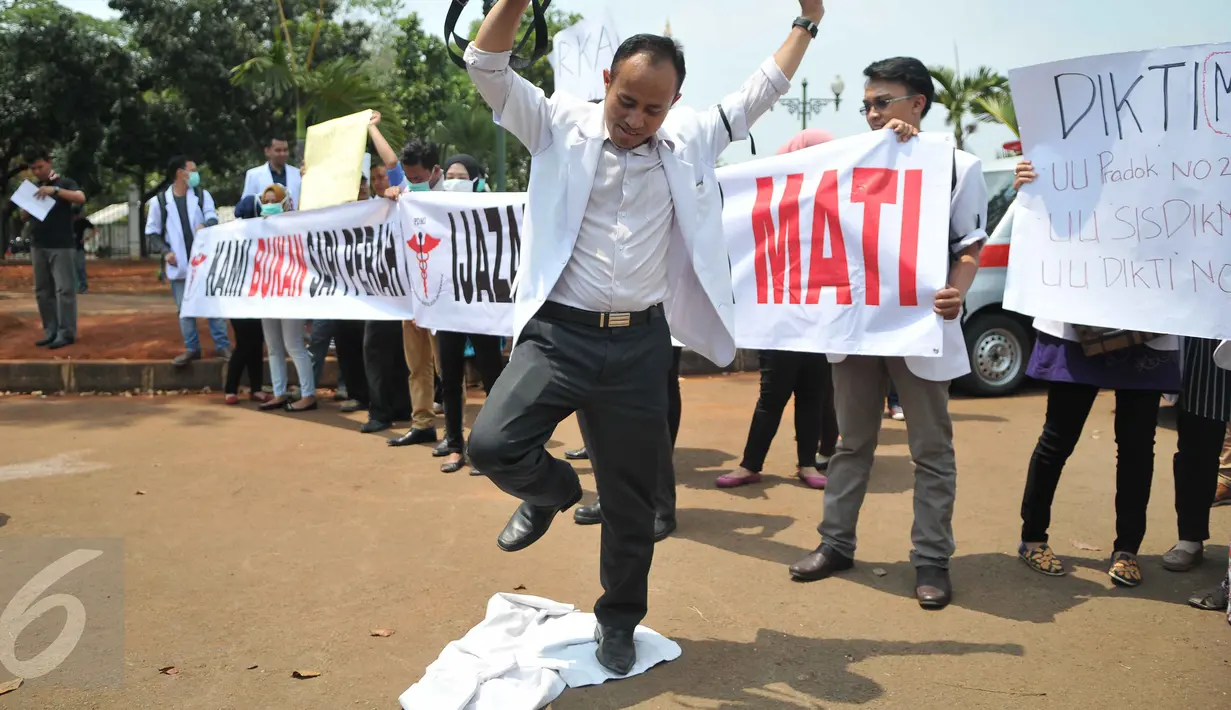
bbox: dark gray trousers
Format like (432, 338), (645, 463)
(32, 246), (77, 340)
(468, 310), (673, 631)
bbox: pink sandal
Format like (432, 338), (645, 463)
(797, 469), (827, 489)
(716, 471), (763, 488)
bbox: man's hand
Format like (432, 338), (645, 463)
(35, 185), (56, 199)
(369, 111), (381, 127)
(799, 0), (824, 22)
(164, 252), (178, 267)
(933, 286), (963, 321)
(1013, 160), (1036, 191)
(383, 186), (400, 201)
(884, 119), (918, 142)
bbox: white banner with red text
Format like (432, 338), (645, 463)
(719, 131), (955, 356)
(1006, 42), (1231, 339)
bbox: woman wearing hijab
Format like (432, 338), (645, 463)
(716, 129), (838, 491)
(255, 184), (317, 413)
(429, 155), (506, 473)
(222, 194), (270, 406)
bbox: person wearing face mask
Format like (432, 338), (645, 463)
(409, 155), (504, 471)
(242, 136), (301, 211)
(253, 184), (318, 413)
(145, 156), (230, 367)
(381, 140), (442, 443)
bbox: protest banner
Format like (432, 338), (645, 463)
(1006, 42), (1231, 339)
(720, 131), (954, 356)
(397, 192), (527, 337)
(299, 110), (373, 211)
(547, 13), (620, 101)
(179, 198), (414, 321)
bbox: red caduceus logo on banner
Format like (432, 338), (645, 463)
(187, 252), (209, 292)
(407, 232), (440, 298)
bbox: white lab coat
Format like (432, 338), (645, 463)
(143, 186), (217, 281)
(465, 46), (790, 367)
(241, 162), (301, 210)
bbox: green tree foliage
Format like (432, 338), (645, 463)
(928, 65), (1009, 151)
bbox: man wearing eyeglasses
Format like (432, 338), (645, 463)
(788, 57), (989, 611)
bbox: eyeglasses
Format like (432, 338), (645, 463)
(860, 95), (920, 116)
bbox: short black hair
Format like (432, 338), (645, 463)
(610, 34), (686, 92)
(24, 147), (51, 164)
(167, 155), (190, 182)
(267, 136), (289, 147)
(400, 139), (439, 170)
(863, 57), (935, 117)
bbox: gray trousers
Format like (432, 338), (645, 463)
(819, 356), (957, 568)
(468, 309), (673, 631)
(32, 246), (78, 340)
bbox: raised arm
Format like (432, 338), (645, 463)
(705, 1), (825, 159)
(367, 111), (399, 170)
(464, 0), (553, 155)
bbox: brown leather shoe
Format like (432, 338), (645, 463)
(789, 544), (853, 581)
(1213, 478), (1231, 507)
(915, 565), (952, 610)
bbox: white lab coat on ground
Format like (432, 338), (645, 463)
(241, 162), (301, 210)
(399, 593), (681, 710)
(143, 186), (217, 281)
(464, 45), (791, 367)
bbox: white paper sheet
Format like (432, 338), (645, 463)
(11, 180), (53, 222)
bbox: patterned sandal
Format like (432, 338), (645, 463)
(1018, 543), (1066, 577)
(1108, 552), (1143, 587)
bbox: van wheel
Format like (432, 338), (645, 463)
(958, 313), (1031, 396)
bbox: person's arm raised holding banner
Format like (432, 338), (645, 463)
(459, 0), (826, 679)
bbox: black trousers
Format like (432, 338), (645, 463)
(469, 311), (672, 631)
(438, 331), (506, 453)
(818, 360), (839, 457)
(1173, 407), (1226, 542)
(225, 318), (264, 395)
(334, 320), (368, 406)
(740, 350), (829, 472)
(364, 320), (410, 423)
(1020, 381), (1161, 554)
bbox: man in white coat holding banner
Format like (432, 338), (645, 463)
(464, 0), (827, 675)
(788, 57), (989, 610)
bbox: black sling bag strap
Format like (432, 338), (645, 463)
(716, 105), (757, 156)
(445, 0), (552, 71)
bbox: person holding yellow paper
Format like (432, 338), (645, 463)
(298, 110), (373, 211)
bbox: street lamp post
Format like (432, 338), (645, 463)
(775, 75), (846, 130)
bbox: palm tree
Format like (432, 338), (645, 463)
(928, 65), (1008, 150)
(974, 90), (1019, 138)
(230, 0), (404, 154)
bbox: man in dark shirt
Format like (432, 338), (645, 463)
(24, 148), (87, 348)
(71, 209), (94, 294)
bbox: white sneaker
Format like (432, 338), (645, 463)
(889, 405), (905, 421)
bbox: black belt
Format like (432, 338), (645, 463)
(538, 302), (662, 329)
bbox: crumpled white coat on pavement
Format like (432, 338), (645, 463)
(399, 593), (681, 710)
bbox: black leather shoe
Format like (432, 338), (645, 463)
(594, 625), (636, 676)
(497, 491), (582, 552)
(653, 516), (676, 542)
(360, 419), (391, 434)
(789, 543), (854, 581)
(564, 447), (589, 461)
(387, 427), (438, 447)
(432, 439), (453, 457)
(48, 335), (75, 350)
(35, 335), (55, 347)
(573, 501), (602, 525)
(915, 565), (952, 610)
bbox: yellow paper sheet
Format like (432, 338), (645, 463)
(298, 109), (373, 211)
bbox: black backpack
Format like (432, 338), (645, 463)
(155, 188), (207, 241)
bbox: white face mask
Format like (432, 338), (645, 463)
(441, 177), (478, 193)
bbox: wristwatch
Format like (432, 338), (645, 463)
(792, 16), (819, 38)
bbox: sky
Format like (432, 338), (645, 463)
(61, 0), (1230, 164)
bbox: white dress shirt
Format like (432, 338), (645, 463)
(549, 131), (674, 313)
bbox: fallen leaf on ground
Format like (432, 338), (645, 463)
(292, 670), (321, 679)
(513, 585), (526, 591)
(370, 629), (395, 637)
(0, 677), (22, 695)
(1071, 540), (1101, 551)
(135, 490), (147, 496)
(246, 665), (259, 670)
(872, 568), (888, 577)
(158, 666), (178, 675)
